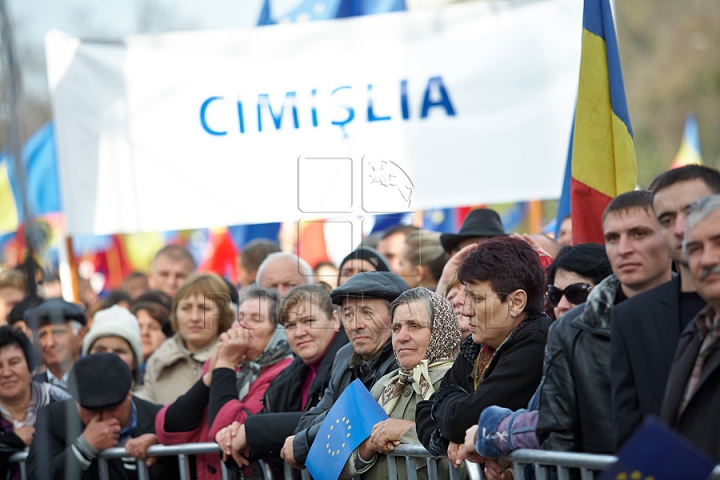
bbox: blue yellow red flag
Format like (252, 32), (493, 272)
(306, 379), (388, 480)
(670, 114), (703, 169)
(570, 0), (637, 245)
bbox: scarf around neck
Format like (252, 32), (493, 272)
(379, 289), (461, 414)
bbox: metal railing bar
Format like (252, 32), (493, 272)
(178, 453), (190, 480)
(406, 455), (418, 480)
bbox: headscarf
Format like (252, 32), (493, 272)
(379, 288), (461, 414)
(235, 326), (293, 399)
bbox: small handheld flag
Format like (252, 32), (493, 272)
(305, 379), (389, 480)
(670, 114), (703, 169)
(599, 417), (715, 480)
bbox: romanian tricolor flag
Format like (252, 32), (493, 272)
(669, 114), (703, 169)
(570, 0), (637, 245)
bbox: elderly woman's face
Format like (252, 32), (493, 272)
(462, 281), (520, 349)
(0, 344), (32, 403)
(391, 301), (432, 370)
(236, 298), (276, 361)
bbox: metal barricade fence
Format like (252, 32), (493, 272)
(506, 449), (720, 480)
(6, 443), (270, 480)
(9, 445), (720, 480)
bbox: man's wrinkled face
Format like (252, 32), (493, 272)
(37, 323), (80, 368)
(685, 209), (720, 308)
(340, 297), (392, 360)
(653, 179), (714, 265)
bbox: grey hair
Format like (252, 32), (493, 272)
(683, 194), (720, 259)
(238, 285), (283, 326)
(390, 287), (434, 327)
(256, 252), (313, 284)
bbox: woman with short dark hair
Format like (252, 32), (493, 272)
(415, 237), (552, 460)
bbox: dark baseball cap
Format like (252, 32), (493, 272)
(330, 271), (409, 306)
(68, 353), (132, 410)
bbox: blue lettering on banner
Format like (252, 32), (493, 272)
(420, 76), (456, 119)
(200, 96), (227, 136)
(330, 86), (355, 138)
(400, 80), (410, 120)
(367, 84), (391, 122)
(257, 92), (300, 132)
(198, 76), (456, 137)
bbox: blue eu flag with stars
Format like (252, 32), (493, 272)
(599, 417), (715, 480)
(306, 379), (389, 480)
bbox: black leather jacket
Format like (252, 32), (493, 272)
(537, 275), (622, 454)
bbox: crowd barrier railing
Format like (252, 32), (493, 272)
(9, 444), (720, 480)
(507, 449), (720, 480)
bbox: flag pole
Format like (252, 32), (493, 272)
(59, 235), (80, 302)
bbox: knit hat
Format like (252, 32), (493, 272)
(68, 353), (132, 410)
(338, 247), (391, 273)
(82, 306), (142, 368)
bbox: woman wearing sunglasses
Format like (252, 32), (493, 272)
(546, 244), (614, 319)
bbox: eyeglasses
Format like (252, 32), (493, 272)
(547, 283), (593, 308)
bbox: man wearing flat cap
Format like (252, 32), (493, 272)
(27, 353), (177, 479)
(281, 271), (410, 469)
(26, 298), (88, 390)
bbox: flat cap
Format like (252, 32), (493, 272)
(27, 298), (87, 326)
(68, 353), (132, 410)
(330, 271), (409, 305)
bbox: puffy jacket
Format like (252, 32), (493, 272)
(292, 341), (398, 466)
(537, 275), (622, 454)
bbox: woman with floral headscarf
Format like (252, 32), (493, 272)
(340, 287), (461, 480)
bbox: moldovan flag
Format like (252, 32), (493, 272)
(570, 0), (637, 244)
(305, 379), (388, 480)
(670, 114), (703, 169)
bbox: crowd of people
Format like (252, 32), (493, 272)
(0, 164), (719, 480)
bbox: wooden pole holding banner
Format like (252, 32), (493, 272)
(58, 236), (80, 302)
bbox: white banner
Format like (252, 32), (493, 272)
(46, 0), (582, 235)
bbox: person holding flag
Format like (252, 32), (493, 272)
(339, 288), (461, 480)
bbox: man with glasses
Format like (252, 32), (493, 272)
(537, 190), (672, 454)
(611, 165), (720, 449)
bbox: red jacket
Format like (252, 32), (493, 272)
(155, 358), (293, 480)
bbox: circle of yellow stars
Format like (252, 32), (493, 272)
(615, 472), (654, 480)
(326, 416), (352, 456)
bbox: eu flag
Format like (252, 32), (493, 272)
(306, 379), (389, 480)
(599, 417), (715, 480)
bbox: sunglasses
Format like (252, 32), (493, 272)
(547, 283), (593, 308)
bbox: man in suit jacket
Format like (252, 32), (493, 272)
(611, 166), (720, 449)
(660, 195), (720, 462)
(27, 353), (177, 479)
